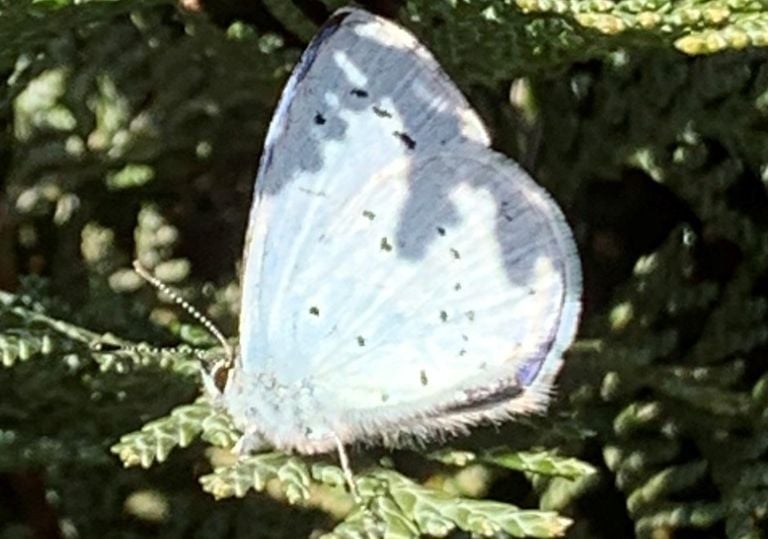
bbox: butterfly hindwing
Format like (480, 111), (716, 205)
(285, 149), (580, 439)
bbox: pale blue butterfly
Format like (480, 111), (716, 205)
(200, 8), (582, 469)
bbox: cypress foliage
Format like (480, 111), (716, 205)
(2, 1), (767, 537)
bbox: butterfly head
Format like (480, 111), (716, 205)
(200, 352), (237, 402)
(129, 261), (240, 401)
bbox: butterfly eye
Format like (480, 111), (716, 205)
(212, 362), (230, 393)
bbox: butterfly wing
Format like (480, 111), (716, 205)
(283, 149), (580, 446)
(229, 8), (581, 453)
(239, 8), (490, 367)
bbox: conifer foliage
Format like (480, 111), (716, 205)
(2, 1), (768, 537)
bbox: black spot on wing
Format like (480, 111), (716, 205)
(372, 106), (392, 118)
(299, 187), (327, 197)
(500, 200), (517, 223)
(394, 131), (416, 150)
(259, 12), (348, 173)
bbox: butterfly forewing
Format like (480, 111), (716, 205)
(239, 9), (489, 370)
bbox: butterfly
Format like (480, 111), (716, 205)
(199, 7), (582, 468)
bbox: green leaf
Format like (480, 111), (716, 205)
(431, 447), (597, 479)
(111, 399), (221, 467)
(482, 449), (598, 479)
(199, 452), (313, 502)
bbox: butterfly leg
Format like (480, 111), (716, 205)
(233, 428), (268, 455)
(333, 433), (360, 502)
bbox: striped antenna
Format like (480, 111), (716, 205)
(132, 260), (234, 366)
